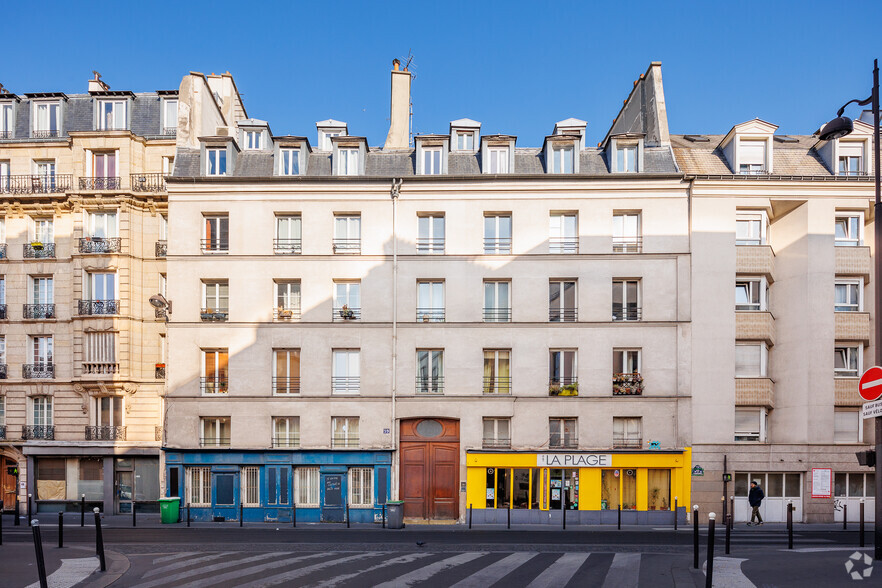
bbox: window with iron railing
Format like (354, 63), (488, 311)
(549, 213), (578, 253)
(332, 350), (359, 394)
(273, 417), (300, 448)
(613, 349), (642, 395)
(202, 216), (229, 252)
(613, 417), (642, 449)
(483, 350), (511, 395)
(549, 417), (577, 449)
(275, 215), (302, 254)
(417, 280), (444, 322)
(273, 349), (300, 394)
(549, 280), (577, 322)
(416, 350), (444, 395)
(483, 418), (511, 448)
(331, 416), (359, 448)
(417, 214), (445, 253)
(484, 281), (511, 322)
(333, 215), (361, 253)
(333, 282), (360, 321)
(549, 350), (578, 396)
(202, 349), (228, 394)
(613, 212), (641, 253)
(200, 417), (230, 447)
(612, 280), (641, 321)
(484, 214), (511, 254)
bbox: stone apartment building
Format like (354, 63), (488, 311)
(0, 74), (172, 514)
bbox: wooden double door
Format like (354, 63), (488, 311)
(400, 419), (459, 520)
(1, 457), (17, 511)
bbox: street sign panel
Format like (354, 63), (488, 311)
(859, 366), (882, 401)
(862, 398), (882, 420)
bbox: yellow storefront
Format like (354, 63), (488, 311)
(466, 449), (691, 525)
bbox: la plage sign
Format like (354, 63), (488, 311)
(537, 454), (612, 467)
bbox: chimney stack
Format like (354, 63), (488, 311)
(88, 71), (109, 92)
(384, 59), (412, 150)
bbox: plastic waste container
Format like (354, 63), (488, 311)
(386, 501), (405, 529)
(159, 497), (181, 524)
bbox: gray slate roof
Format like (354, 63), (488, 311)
(670, 134), (832, 176)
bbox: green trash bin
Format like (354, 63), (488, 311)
(159, 497), (180, 524)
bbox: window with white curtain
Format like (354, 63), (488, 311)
(84, 332), (117, 374)
(488, 147), (509, 173)
(834, 410), (861, 443)
(735, 408), (768, 442)
(332, 351), (360, 394)
(331, 416), (359, 447)
(835, 280), (862, 312)
(87, 211), (117, 238)
(295, 467), (320, 506)
(735, 343), (768, 377)
(98, 100), (127, 130)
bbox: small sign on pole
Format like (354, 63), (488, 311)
(862, 398), (882, 420)
(858, 366), (882, 401)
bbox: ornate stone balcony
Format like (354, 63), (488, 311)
(78, 237), (121, 254)
(85, 425), (126, 441)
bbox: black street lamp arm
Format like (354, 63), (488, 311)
(835, 95), (874, 117)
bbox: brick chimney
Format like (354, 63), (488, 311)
(384, 59), (412, 150)
(88, 71), (109, 92)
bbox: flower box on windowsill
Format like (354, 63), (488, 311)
(30, 241), (44, 250)
(278, 309), (294, 319)
(155, 363), (165, 369)
(613, 373), (644, 396)
(549, 383), (579, 396)
(200, 310), (228, 322)
(339, 306), (355, 320)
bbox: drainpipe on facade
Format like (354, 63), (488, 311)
(390, 178), (402, 500)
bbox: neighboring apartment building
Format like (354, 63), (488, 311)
(163, 63), (695, 524)
(0, 74), (171, 514)
(677, 119), (877, 522)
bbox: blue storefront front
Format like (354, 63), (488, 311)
(164, 449), (392, 523)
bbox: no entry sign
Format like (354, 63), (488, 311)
(859, 366), (882, 401)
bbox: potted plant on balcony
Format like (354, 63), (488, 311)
(613, 373), (644, 395)
(155, 362), (165, 369)
(560, 382), (578, 396)
(340, 304), (355, 320)
(30, 241), (44, 251)
(278, 306), (293, 319)
(422, 313), (431, 322)
(201, 307), (215, 321)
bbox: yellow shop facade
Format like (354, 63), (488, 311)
(466, 449), (691, 525)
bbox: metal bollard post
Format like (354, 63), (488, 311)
(239, 502), (243, 527)
(844, 503), (848, 530)
(617, 503), (621, 530)
(27, 493), (32, 527)
(507, 503), (511, 529)
(729, 496), (734, 529)
(15, 496), (21, 526)
(706, 513), (716, 588)
(133, 500), (136, 528)
(58, 511), (63, 548)
(382, 503), (386, 529)
(674, 496), (678, 530)
(81, 495), (85, 527)
(0, 499), (3, 545)
(469, 504), (472, 529)
(292, 505), (296, 528)
(693, 505), (699, 569)
(725, 512), (731, 554)
(787, 502), (793, 550)
(346, 502), (350, 528)
(562, 505), (566, 530)
(93, 508), (106, 572)
(187, 503), (190, 527)
(860, 499), (865, 548)
(32, 520), (48, 588)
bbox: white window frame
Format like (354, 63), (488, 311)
(202, 215), (229, 252)
(30, 217), (54, 243)
(162, 98), (178, 132)
(332, 350), (360, 395)
(838, 141), (864, 176)
(483, 214), (512, 254)
(549, 213), (578, 254)
(273, 416), (300, 447)
(295, 467), (320, 506)
(162, 156), (175, 175)
(549, 417), (577, 448)
(32, 101), (61, 136)
(612, 279), (641, 321)
(202, 281), (229, 313)
(835, 279), (863, 312)
(331, 416), (359, 448)
(417, 214), (445, 253)
(483, 280), (511, 322)
(201, 349), (228, 395)
(551, 144), (574, 174)
(0, 102), (13, 137)
(482, 418), (511, 448)
(187, 467), (211, 506)
(488, 146), (509, 173)
(273, 349), (300, 395)
(275, 281), (301, 316)
(417, 280), (444, 322)
(319, 130), (341, 151)
(422, 147), (442, 175)
(86, 272), (116, 301)
(734, 408), (768, 442)
(243, 130), (261, 150)
(612, 212), (642, 252)
(0, 394), (5, 425)
(483, 349), (511, 395)
(333, 215), (361, 253)
(31, 395), (53, 426)
(613, 416), (643, 448)
(549, 279), (577, 322)
(337, 148), (359, 176)
(616, 143), (638, 172)
(416, 349), (444, 394)
(455, 131), (475, 151)
(97, 99), (127, 131)
(30, 276), (54, 305)
(31, 336), (53, 365)
(834, 410), (863, 444)
(334, 281), (361, 317)
(614, 349), (641, 375)
(200, 417), (230, 446)
(348, 467), (374, 508)
(242, 466), (259, 506)
(736, 211), (768, 246)
(549, 349), (577, 383)
(86, 210), (118, 238)
(738, 139), (767, 174)
(94, 395), (124, 427)
(834, 345), (862, 378)
(206, 147), (227, 176)
(280, 148), (300, 175)
(735, 343), (769, 378)
(835, 212), (863, 247)
(735, 277), (768, 311)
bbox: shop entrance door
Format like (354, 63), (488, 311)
(321, 473), (345, 522)
(400, 419), (459, 520)
(116, 471), (133, 514)
(549, 469), (579, 510)
(2, 457), (18, 511)
(212, 472), (239, 521)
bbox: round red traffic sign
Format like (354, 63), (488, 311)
(858, 366), (882, 401)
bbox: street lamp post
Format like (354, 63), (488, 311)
(819, 58), (880, 560)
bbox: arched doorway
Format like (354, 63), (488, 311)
(400, 418), (459, 520)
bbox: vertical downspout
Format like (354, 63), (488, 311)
(390, 178), (402, 500)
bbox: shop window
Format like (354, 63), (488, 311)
(349, 468), (374, 508)
(549, 469), (579, 510)
(36, 458), (66, 500)
(267, 466), (289, 506)
(835, 473), (875, 498)
(295, 467), (320, 506)
(622, 469), (637, 510)
(187, 467), (211, 506)
(647, 469), (671, 510)
(512, 469), (530, 509)
(80, 458), (104, 500)
(485, 467), (510, 509)
(601, 470), (619, 510)
(242, 466), (259, 506)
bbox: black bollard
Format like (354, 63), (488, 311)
(93, 508), (106, 572)
(240, 502), (243, 527)
(58, 511), (63, 548)
(32, 520), (48, 588)
(382, 503), (385, 529)
(674, 496), (678, 530)
(27, 493), (32, 527)
(617, 503), (621, 530)
(292, 505), (296, 528)
(346, 502), (350, 528)
(15, 496), (20, 526)
(693, 505), (699, 569)
(133, 501), (137, 528)
(562, 505), (566, 530)
(787, 502), (793, 550)
(860, 500), (865, 548)
(725, 512), (731, 554)
(844, 503), (848, 530)
(469, 504), (472, 529)
(80, 495), (85, 527)
(705, 513), (716, 588)
(729, 496), (734, 529)
(187, 503), (191, 527)
(0, 499), (3, 545)
(507, 503), (511, 529)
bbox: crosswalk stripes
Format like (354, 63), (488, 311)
(525, 553), (591, 588)
(135, 552), (291, 588)
(233, 552), (390, 588)
(141, 552), (235, 579)
(368, 552), (488, 588)
(600, 552), (641, 588)
(310, 553), (436, 588)
(151, 552), (197, 564)
(448, 552), (538, 587)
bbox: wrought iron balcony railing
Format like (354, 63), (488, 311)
(200, 238), (229, 253)
(22, 425), (55, 440)
(0, 130), (11, 139)
(549, 308), (578, 322)
(549, 435), (578, 449)
(483, 376), (511, 395)
(0, 425), (5, 440)
(78, 299), (119, 315)
(82, 362), (119, 375)
(32, 130), (60, 139)
(131, 173), (168, 192)
(155, 365), (166, 379)
(332, 376), (360, 394)
(79, 177), (120, 190)
(613, 436), (643, 449)
(416, 238), (445, 253)
(332, 238), (361, 254)
(200, 309), (229, 322)
(162, 126), (177, 136)
(416, 308), (445, 322)
(483, 237), (512, 254)
(0, 364), (6, 379)
(613, 372), (644, 396)
(549, 377), (579, 396)
(0, 243), (7, 259)
(415, 376), (444, 395)
(549, 237), (579, 254)
(483, 307), (512, 322)
(155, 240), (167, 257)
(0, 304), (6, 319)
(613, 236), (643, 253)
(23, 242), (56, 258)
(78, 237), (121, 254)
(331, 435), (359, 448)
(333, 306), (361, 321)
(0, 174), (71, 194)
(274, 307), (301, 321)
(23, 304), (56, 319)
(200, 437), (231, 448)
(273, 239), (302, 254)
(272, 435), (300, 448)
(23, 363), (55, 379)
(85, 425), (127, 441)
(482, 437), (511, 449)
(200, 377), (228, 395)
(612, 306), (642, 321)
(273, 377), (301, 395)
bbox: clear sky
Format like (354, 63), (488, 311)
(4, 0), (880, 146)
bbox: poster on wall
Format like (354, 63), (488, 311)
(811, 468), (833, 498)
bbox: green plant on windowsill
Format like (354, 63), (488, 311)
(548, 382), (579, 396)
(30, 241), (44, 250)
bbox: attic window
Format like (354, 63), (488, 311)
(98, 99), (127, 131)
(838, 142), (864, 176)
(243, 130), (261, 150)
(551, 144), (574, 174)
(337, 148), (359, 176)
(0, 102), (13, 139)
(423, 147), (442, 175)
(616, 143), (638, 172)
(280, 148), (300, 175)
(319, 130), (342, 151)
(206, 147), (227, 176)
(487, 146), (509, 173)
(455, 131), (475, 151)
(739, 140), (766, 174)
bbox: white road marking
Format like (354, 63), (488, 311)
(142, 551), (234, 578)
(449, 552), (538, 587)
(133, 552), (287, 588)
(782, 547), (875, 553)
(25, 557), (98, 588)
(151, 552), (196, 564)
(372, 552), (488, 588)
(601, 552), (640, 588)
(223, 552), (386, 588)
(310, 553), (435, 588)
(526, 552), (590, 588)
(702, 557), (755, 588)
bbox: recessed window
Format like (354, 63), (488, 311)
(417, 214), (444, 253)
(273, 417), (300, 448)
(483, 418), (510, 448)
(835, 280), (863, 312)
(422, 147), (442, 175)
(202, 215), (229, 252)
(273, 349), (301, 394)
(349, 467), (374, 507)
(487, 147), (509, 173)
(613, 212), (642, 252)
(838, 142), (864, 176)
(201, 349), (228, 394)
(549, 417), (577, 449)
(32, 396), (53, 426)
(33, 101), (60, 137)
(319, 130), (341, 151)
(549, 350), (577, 395)
(337, 148), (359, 176)
(613, 417), (642, 448)
(483, 350), (511, 395)
(834, 345), (861, 378)
(416, 350), (444, 395)
(98, 100), (127, 130)
(275, 281), (301, 320)
(736, 211), (768, 245)
(280, 148), (300, 175)
(162, 99), (178, 135)
(735, 343), (768, 377)
(549, 213), (577, 253)
(334, 281), (361, 321)
(243, 130), (261, 150)
(295, 467), (320, 506)
(87, 211), (118, 238)
(735, 408), (767, 442)
(834, 410), (861, 443)
(739, 140), (766, 174)
(484, 214), (511, 254)
(835, 213), (862, 246)
(333, 215), (361, 253)
(275, 215), (301, 254)
(551, 144), (574, 174)
(332, 416), (359, 448)
(483, 280), (511, 322)
(735, 277), (768, 311)
(202, 281), (229, 321)
(613, 349), (642, 396)
(0, 102), (13, 138)
(456, 131), (475, 151)
(612, 279), (641, 321)
(332, 350), (360, 394)
(200, 417), (230, 447)
(549, 279), (577, 322)
(206, 148), (227, 176)
(417, 280), (444, 322)
(616, 144), (638, 172)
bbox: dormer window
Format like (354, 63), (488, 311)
(738, 140), (766, 174)
(98, 99), (127, 130)
(838, 142), (864, 176)
(243, 130), (261, 150)
(423, 147), (442, 175)
(162, 98), (177, 135)
(552, 144), (574, 174)
(456, 131), (475, 151)
(33, 101), (60, 138)
(337, 148), (359, 176)
(0, 102), (13, 139)
(320, 131), (340, 150)
(617, 143), (638, 172)
(488, 147), (509, 173)
(280, 148), (300, 175)
(206, 148), (227, 176)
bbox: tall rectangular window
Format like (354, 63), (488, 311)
(549, 280), (577, 322)
(613, 349), (642, 395)
(202, 350), (228, 394)
(206, 148), (227, 176)
(736, 211), (767, 245)
(273, 349), (300, 395)
(273, 417), (300, 447)
(35, 161), (56, 191)
(202, 281), (229, 316)
(280, 148), (300, 175)
(92, 152), (117, 182)
(613, 212), (641, 252)
(735, 278), (768, 311)
(295, 467), (320, 506)
(612, 279), (640, 321)
(483, 350), (511, 395)
(616, 144), (638, 172)
(834, 346), (861, 378)
(332, 350), (360, 394)
(549, 350), (577, 395)
(835, 280), (862, 312)
(483, 418), (511, 448)
(98, 100), (127, 130)
(32, 218), (54, 243)
(0, 102), (13, 138)
(334, 281), (361, 320)
(416, 350), (444, 394)
(422, 147), (442, 175)
(203, 215), (229, 252)
(488, 147), (509, 173)
(188, 467), (211, 505)
(549, 418), (577, 448)
(613, 417), (642, 448)
(32, 396), (52, 426)
(349, 468), (374, 507)
(242, 466), (259, 506)
(417, 214), (445, 253)
(275, 281), (301, 319)
(735, 343), (768, 377)
(484, 214), (511, 254)
(95, 396), (123, 427)
(200, 417), (230, 447)
(0, 161), (9, 191)
(30, 276), (54, 305)
(162, 99), (178, 133)
(551, 145), (574, 173)
(734, 408), (767, 442)
(417, 280), (444, 322)
(484, 280), (511, 322)
(332, 416), (359, 448)
(33, 102), (60, 137)
(337, 148), (359, 175)
(549, 213), (578, 253)
(87, 272), (116, 302)
(83, 332), (117, 374)
(834, 410), (861, 443)
(835, 213), (862, 247)
(333, 215), (361, 253)
(274, 215), (301, 254)
(87, 211), (118, 238)
(32, 336), (53, 365)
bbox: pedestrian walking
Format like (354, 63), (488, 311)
(747, 480), (764, 525)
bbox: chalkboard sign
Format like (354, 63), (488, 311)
(324, 475), (343, 507)
(377, 468), (388, 505)
(216, 474), (235, 506)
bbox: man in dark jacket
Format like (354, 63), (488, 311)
(748, 480), (764, 525)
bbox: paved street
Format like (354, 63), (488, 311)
(0, 516), (877, 587)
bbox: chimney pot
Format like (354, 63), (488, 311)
(392, 58), (400, 71)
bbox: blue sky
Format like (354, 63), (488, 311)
(4, 0), (880, 146)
